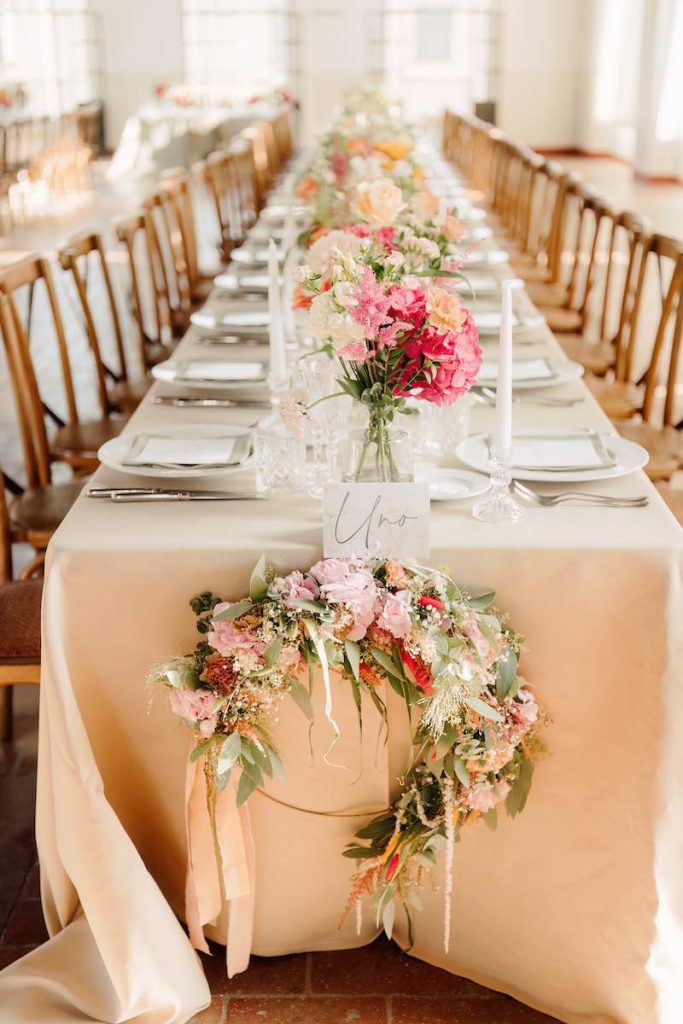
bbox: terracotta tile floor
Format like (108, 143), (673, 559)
(0, 688), (559, 1024)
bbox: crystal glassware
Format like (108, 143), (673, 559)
(472, 447), (525, 522)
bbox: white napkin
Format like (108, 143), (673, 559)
(191, 310), (269, 330)
(475, 311), (521, 332)
(180, 361), (265, 381)
(128, 437), (238, 466)
(510, 437), (606, 469)
(479, 358), (553, 383)
(454, 274), (499, 295)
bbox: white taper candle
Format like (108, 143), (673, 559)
(494, 279), (513, 458)
(268, 238), (287, 383)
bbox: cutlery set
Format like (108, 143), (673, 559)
(473, 385), (583, 408)
(511, 481), (648, 508)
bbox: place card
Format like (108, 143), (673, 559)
(323, 483), (430, 560)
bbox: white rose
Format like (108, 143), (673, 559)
(295, 264), (311, 282)
(307, 230), (363, 276)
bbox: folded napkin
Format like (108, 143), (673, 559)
(479, 358), (554, 382)
(191, 310), (270, 330)
(125, 435), (240, 467)
(180, 361), (265, 382)
(509, 436), (609, 469)
(454, 274), (499, 295)
(475, 311), (521, 332)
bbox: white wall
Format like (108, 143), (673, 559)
(496, 0), (590, 149)
(91, 0), (184, 149)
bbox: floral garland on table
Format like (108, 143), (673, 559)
(154, 557), (543, 950)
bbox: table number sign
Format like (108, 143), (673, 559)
(322, 482), (430, 559)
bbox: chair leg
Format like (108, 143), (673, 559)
(1, 686), (13, 742)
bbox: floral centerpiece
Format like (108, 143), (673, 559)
(153, 556), (543, 955)
(292, 180), (481, 481)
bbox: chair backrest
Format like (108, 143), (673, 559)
(0, 267), (62, 488)
(58, 232), (131, 412)
(161, 168), (201, 296)
(0, 455), (13, 583)
(615, 233), (683, 424)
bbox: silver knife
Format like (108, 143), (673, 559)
(151, 396), (270, 408)
(87, 488), (261, 501)
(111, 490), (261, 502)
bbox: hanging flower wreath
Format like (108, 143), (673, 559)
(153, 557), (544, 950)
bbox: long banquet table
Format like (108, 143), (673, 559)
(1, 172), (682, 1024)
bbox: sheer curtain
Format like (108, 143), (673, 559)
(581, 0), (683, 178)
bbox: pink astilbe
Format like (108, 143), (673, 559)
(349, 267), (392, 340)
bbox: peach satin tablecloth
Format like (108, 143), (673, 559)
(1, 284), (683, 1023)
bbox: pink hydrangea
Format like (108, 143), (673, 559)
(347, 223), (371, 238)
(465, 779), (511, 813)
(375, 226), (397, 249)
(395, 314), (481, 405)
(386, 284), (427, 329)
(280, 571), (320, 605)
(169, 687), (220, 725)
(377, 590), (413, 638)
(310, 560), (379, 641)
(208, 616), (267, 657)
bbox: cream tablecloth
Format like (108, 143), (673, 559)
(1, 210), (682, 1024)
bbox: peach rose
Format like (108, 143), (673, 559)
(351, 178), (405, 227)
(442, 214), (463, 243)
(426, 286), (467, 334)
(412, 189), (440, 221)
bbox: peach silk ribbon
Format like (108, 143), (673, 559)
(184, 759), (255, 978)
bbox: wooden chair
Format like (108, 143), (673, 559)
(142, 190), (192, 337)
(0, 478), (41, 742)
(114, 212), (177, 358)
(0, 293), (84, 568)
(0, 255), (128, 473)
(161, 168), (214, 303)
(558, 212), (649, 376)
(58, 232), (149, 414)
(200, 144), (257, 263)
(534, 186), (612, 335)
(509, 163), (577, 289)
(587, 236), (683, 480)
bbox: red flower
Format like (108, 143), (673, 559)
(385, 853), (400, 881)
(418, 596), (444, 611)
(400, 649), (432, 694)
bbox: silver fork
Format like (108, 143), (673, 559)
(512, 481), (649, 508)
(475, 385), (583, 408)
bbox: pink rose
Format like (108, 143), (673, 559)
(280, 646), (302, 670)
(169, 687), (220, 725)
(377, 590), (413, 638)
(463, 619), (492, 660)
(281, 571), (320, 605)
(208, 618), (267, 657)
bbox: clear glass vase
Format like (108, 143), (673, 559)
(341, 412), (414, 483)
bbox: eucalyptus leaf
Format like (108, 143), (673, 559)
(468, 591), (495, 610)
(189, 738), (212, 763)
(290, 598), (327, 614)
(236, 769), (259, 806)
(268, 748), (287, 785)
(506, 757), (533, 817)
(213, 599), (254, 622)
(483, 808), (498, 831)
(264, 638), (283, 667)
(215, 768), (232, 791)
(464, 696), (504, 723)
(342, 847), (379, 859)
(496, 648), (518, 700)
(217, 732), (242, 774)
(370, 646), (404, 681)
(344, 639), (361, 680)
(290, 678), (314, 720)
(453, 756), (471, 787)
(249, 555), (269, 602)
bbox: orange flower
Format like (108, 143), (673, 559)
(296, 176), (320, 201)
(359, 662), (382, 687)
(307, 226), (331, 247)
(374, 138), (413, 161)
(347, 137), (368, 157)
(292, 285), (313, 310)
